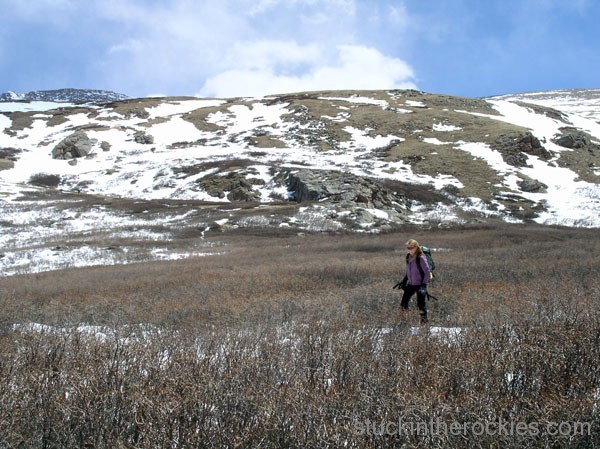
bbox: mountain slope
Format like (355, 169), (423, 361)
(0, 88), (129, 103)
(1, 88), (599, 275)
(490, 88), (600, 121)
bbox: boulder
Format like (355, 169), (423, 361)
(197, 172), (261, 202)
(52, 131), (92, 159)
(553, 131), (591, 149)
(492, 132), (552, 167)
(517, 133), (552, 159)
(517, 177), (547, 193)
(354, 208), (376, 225)
(134, 131), (154, 144)
(0, 147), (20, 161)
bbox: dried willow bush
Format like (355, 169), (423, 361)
(0, 224), (599, 448)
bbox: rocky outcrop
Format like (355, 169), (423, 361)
(0, 147), (20, 170)
(284, 169), (409, 211)
(134, 131), (154, 144)
(491, 132), (552, 167)
(197, 172), (262, 202)
(51, 131), (92, 159)
(517, 176), (547, 192)
(282, 169), (410, 228)
(553, 128), (595, 149)
(0, 88), (128, 103)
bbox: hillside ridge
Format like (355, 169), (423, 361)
(0, 88), (129, 103)
(1, 88), (599, 274)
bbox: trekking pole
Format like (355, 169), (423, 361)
(426, 292), (440, 301)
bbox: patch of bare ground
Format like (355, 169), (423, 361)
(1, 224), (599, 447)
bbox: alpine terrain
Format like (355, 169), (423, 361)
(1, 88), (599, 275)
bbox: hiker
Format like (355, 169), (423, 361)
(397, 239), (430, 324)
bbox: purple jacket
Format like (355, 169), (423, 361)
(405, 254), (430, 286)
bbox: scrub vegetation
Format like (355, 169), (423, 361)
(1, 223), (599, 448)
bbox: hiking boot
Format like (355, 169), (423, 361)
(420, 312), (429, 325)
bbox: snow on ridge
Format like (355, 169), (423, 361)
(433, 122), (461, 132)
(318, 95), (389, 108)
(340, 126), (402, 151)
(0, 101), (77, 112)
(489, 89), (600, 124)
(467, 100), (564, 141)
(1, 90), (600, 277)
(146, 99), (226, 119)
(405, 100), (426, 108)
(423, 137), (450, 145)
(0, 91), (599, 229)
(149, 115), (208, 144)
(457, 99), (600, 227)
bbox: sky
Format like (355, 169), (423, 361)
(1, 0), (599, 99)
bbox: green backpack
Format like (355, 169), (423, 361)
(406, 245), (435, 281)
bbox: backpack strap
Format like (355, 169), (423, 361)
(416, 255), (425, 284)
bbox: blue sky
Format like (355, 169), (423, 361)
(1, 0), (598, 99)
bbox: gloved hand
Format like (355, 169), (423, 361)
(393, 278), (408, 290)
(418, 284), (427, 297)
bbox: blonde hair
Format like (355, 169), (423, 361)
(405, 239), (423, 257)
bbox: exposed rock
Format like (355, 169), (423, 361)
(553, 129), (592, 149)
(0, 88), (129, 103)
(517, 133), (552, 159)
(197, 172), (262, 202)
(134, 131), (154, 144)
(284, 169), (409, 213)
(3, 88), (599, 234)
(491, 132), (552, 167)
(51, 131), (92, 159)
(354, 208), (376, 225)
(517, 176), (547, 192)
(0, 147), (21, 161)
(0, 148), (19, 170)
(514, 101), (570, 123)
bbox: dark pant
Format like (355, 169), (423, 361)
(401, 285), (427, 316)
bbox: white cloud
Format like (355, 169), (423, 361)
(1, 0), (417, 98)
(198, 43), (416, 98)
(218, 40), (321, 71)
(90, 0), (417, 97)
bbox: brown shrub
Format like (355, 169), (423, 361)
(0, 224), (599, 447)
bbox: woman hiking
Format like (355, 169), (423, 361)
(398, 239), (430, 324)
